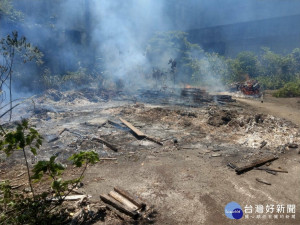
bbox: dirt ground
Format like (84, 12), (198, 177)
(237, 91), (300, 126)
(1, 90), (300, 225)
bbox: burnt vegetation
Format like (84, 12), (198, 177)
(1, 1), (300, 224)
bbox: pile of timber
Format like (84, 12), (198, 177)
(181, 88), (209, 102)
(100, 187), (147, 219)
(181, 88), (235, 104)
(136, 88), (235, 105)
(181, 89), (210, 104)
(181, 88), (207, 96)
(212, 95), (235, 103)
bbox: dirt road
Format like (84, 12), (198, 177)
(236, 92), (300, 126)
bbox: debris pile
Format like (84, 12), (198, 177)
(228, 80), (261, 97)
(100, 187), (156, 222)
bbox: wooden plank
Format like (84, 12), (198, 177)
(100, 194), (139, 219)
(119, 118), (163, 146)
(109, 191), (138, 211)
(119, 118), (146, 137)
(92, 137), (118, 152)
(235, 155), (278, 174)
(114, 186), (146, 210)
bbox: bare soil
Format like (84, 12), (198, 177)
(237, 91), (300, 126)
(1, 90), (300, 225)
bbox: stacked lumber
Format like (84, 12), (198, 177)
(100, 187), (147, 220)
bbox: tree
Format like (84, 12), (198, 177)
(228, 51), (259, 82)
(146, 31), (203, 83)
(291, 48), (300, 73)
(0, 31), (43, 120)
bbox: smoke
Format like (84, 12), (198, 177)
(1, 0), (300, 94)
(89, 0), (172, 90)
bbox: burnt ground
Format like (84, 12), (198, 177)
(1, 89), (300, 224)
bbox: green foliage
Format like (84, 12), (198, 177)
(292, 48), (300, 71)
(256, 76), (285, 90)
(227, 51), (259, 82)
(189, 52), (229, 87)
(0, 183), (69, 225)
(146, 31), (201, 61)
(272, 78), (300, 97)
(1, 119), (43, 156)
(223, 47), (300, 91)
(32, 156), (65, 181)
(69, 151), (99, 167)
(0, 31), (43, 112)
(146, 31), (203, 82)
(0, 120), (100, 224)
(260, 48), (293, 81)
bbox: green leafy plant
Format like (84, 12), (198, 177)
(272, 78), (300, 97)
(0, 120), (100, 224)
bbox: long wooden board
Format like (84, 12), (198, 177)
(119, 118), (146, 137)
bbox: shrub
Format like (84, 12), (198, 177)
(0, 120), (99, 224)
(272, 79), (300, 97)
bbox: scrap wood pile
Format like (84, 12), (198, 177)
(181, 87), (235, 104)
(100, 187), (156, 222)
(136, 87), (235, 106)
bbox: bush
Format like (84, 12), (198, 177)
(272, 79), (300, 97)
(0, 120), (100, 224)
(256, 76), (285, 90)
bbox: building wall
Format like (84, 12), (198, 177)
(187, 14), (300, 56)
